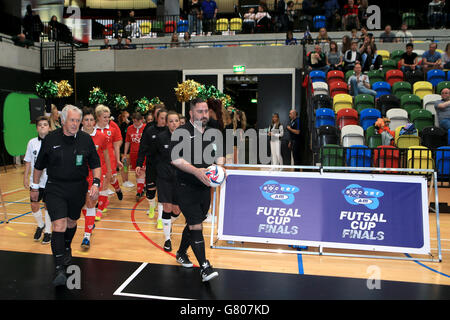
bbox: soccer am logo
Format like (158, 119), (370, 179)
(342, 184), (384, 210)
(259, 180), (299, 205)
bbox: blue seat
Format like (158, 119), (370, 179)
(427, 69), (446, 88)
(372, 81), (391, 98)
(313, 15), (326, 30)
(346, 145), (373, 169)
(177, 20), (189, 33)
(315, 108), (335, 128)
(359, 108), (381, 131)
(435, 146), (450, 180)
(310, 70), (327, 83)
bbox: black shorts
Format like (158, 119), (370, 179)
(156, 177), (178, 205)
(45, 180), (88, 222)
(145, 164), (157, 187)
(176, 182), (211, 225)
(30, 187), (45, 203)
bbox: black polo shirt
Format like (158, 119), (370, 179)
(34, 128), (101, 182)
(289, 117), (301, 142)
(156, 127), (177, 181)
(136, 125), (166, 168)
(170, 121), (222, 189)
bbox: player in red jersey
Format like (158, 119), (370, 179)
(123, 112), (146, 202)
(94, 105), (124, 218)
(80, 107), (112, 249)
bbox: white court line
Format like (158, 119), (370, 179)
(5, 197), (30, 206)
(113, 262), (192, 300)
(2, 187), (25, 196)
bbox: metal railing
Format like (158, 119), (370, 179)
(40, 41), (75, 71)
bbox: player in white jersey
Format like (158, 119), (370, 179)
(23, 116), (52, 244)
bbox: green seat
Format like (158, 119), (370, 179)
(382, 59), (397, 73)
(368, 69), (385, 86)
(402, 12), (416, 28)
(320, 144), (345, 167)
(354, 94), (375, 113)
(410, 109), (434, 132)
(365, 126), (382, 148)
(401, 94), (422, 116)
(390, 50), (405, 64)
(151, 21), (163, 32)
(392, 81), (412, 99)
(345, 70), (355, 83)
(436, 81), (450, 94)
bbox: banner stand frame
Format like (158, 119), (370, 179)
(209, 164), (442, 263)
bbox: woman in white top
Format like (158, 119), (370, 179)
(442, 43), (450, 69)
(268, 113), (284, 168)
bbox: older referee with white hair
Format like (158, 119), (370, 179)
(32, 105), (101, 286)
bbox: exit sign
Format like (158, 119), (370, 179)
(233, 65), (246, 73)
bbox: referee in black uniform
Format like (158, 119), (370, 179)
(170, 98), (226, 282)
(32, 105), (101, 286)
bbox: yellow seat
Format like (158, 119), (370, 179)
(407, 146), (433, 174)
(395, 125), (421, 148)
(216, 18), (229, 32)
(140, 21), (151, 35)
(376, 50), (390, 60)
(333, 93), (353, 113)
(436, 49), (444, 54)
(413, 81), (433, 100)
(270, 43), (283, 46)
(230, 18), (242, 31)
(241, 44), (254, 47)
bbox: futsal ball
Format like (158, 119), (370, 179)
(205, 165), (225, 187)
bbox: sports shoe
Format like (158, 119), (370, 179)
(95, 209), (102, 221)
(176, 252), (193, 268)
(123, 181), (135, 188)
(156, 219), (163, 230)
(148, 206), (155, 219)
(116, 190), (123, 201)
(200, 260), (219, 282)
(136, 192), (143, 202)
(42, 233), (51, 244)
(81, 237), (90, 250)
(33, 225), (45, 241)
(53, 267), (67, 287)
(163, 239), (172, 252)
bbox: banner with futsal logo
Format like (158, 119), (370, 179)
(218, 170), (430, 255)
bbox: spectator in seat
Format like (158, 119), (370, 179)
(379, 25), (398, 43)
(183, 32), (192, 47)
(361, 44), (382, 72)
(358, 26), (369, 43)
(100, 38), (111, 50)
(113, 35), (124, 49)
(343, 40), (362, 72)
(327, 41), (344, 70)
(350, 28), (359, 43)
(422, 42), (443, 74)
(307, 44), (330, 73)
(348, 63), (377, 97)
(124, 37), (136, 49)
(12, 33), (34, 48)
(201, 0), (218, 35)
(442, 43), (450, 69)
(400, 42), (421, 73)
(434, 88), (450, 130)
(396, 23), (414, 43)
(255, 3), (272, 33)
(316, 27), (331, 44)
(341, 35), (352, 55)
(243, 7), (256, 33)
(285, 30), (298, 45)
(170, 33), (180, 48)
(324, 0), (340, 31)
(342, 0), (360, 31)
(428, 0), (446, 29)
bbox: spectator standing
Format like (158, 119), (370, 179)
(422, 42), (443, 74)
(113, 11), (123, 39)
(188, 0), (203, 35)
(286, 1), (297, 32)
(201, 0), (218, 35)
(379, 25), (398, 43)
(286, 109), (301, 169)
(48, 15), (59, 41)
(396, 23), (414, 43)
(22, 5), (43, 43)
(428, 0), (446, 29)
(324, 0), (340, 31)
(358, 0), (369, 28)
(342, 0), (360, 31)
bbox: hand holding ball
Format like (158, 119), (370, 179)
(205, 165), (226, 187)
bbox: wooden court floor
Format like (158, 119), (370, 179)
(1, 165), (450, 297)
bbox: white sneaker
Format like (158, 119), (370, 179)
(123, 181), (135, 188)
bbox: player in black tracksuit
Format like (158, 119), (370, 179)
(135, 108), (167, 226)
(155, 111), (182, 252)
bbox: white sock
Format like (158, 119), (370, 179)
(158, 203), (163, 220)
(163, 218), (171, 241)
(147, 198), (156, 209)
(44, 210), (52, 233)
(84, 232), (91, 240)
(32, 209), (44, 228)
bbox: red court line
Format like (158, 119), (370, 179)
(2, 188), (26, 197)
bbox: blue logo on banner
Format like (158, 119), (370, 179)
(259, 180), (299, 205)
(342, 184), (384, 209)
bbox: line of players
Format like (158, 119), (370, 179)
(24, 104), (185, 251)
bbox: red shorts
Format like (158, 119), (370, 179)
(129, 153), (145, 171)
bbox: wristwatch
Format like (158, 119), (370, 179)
(92, 178), (101, 188)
